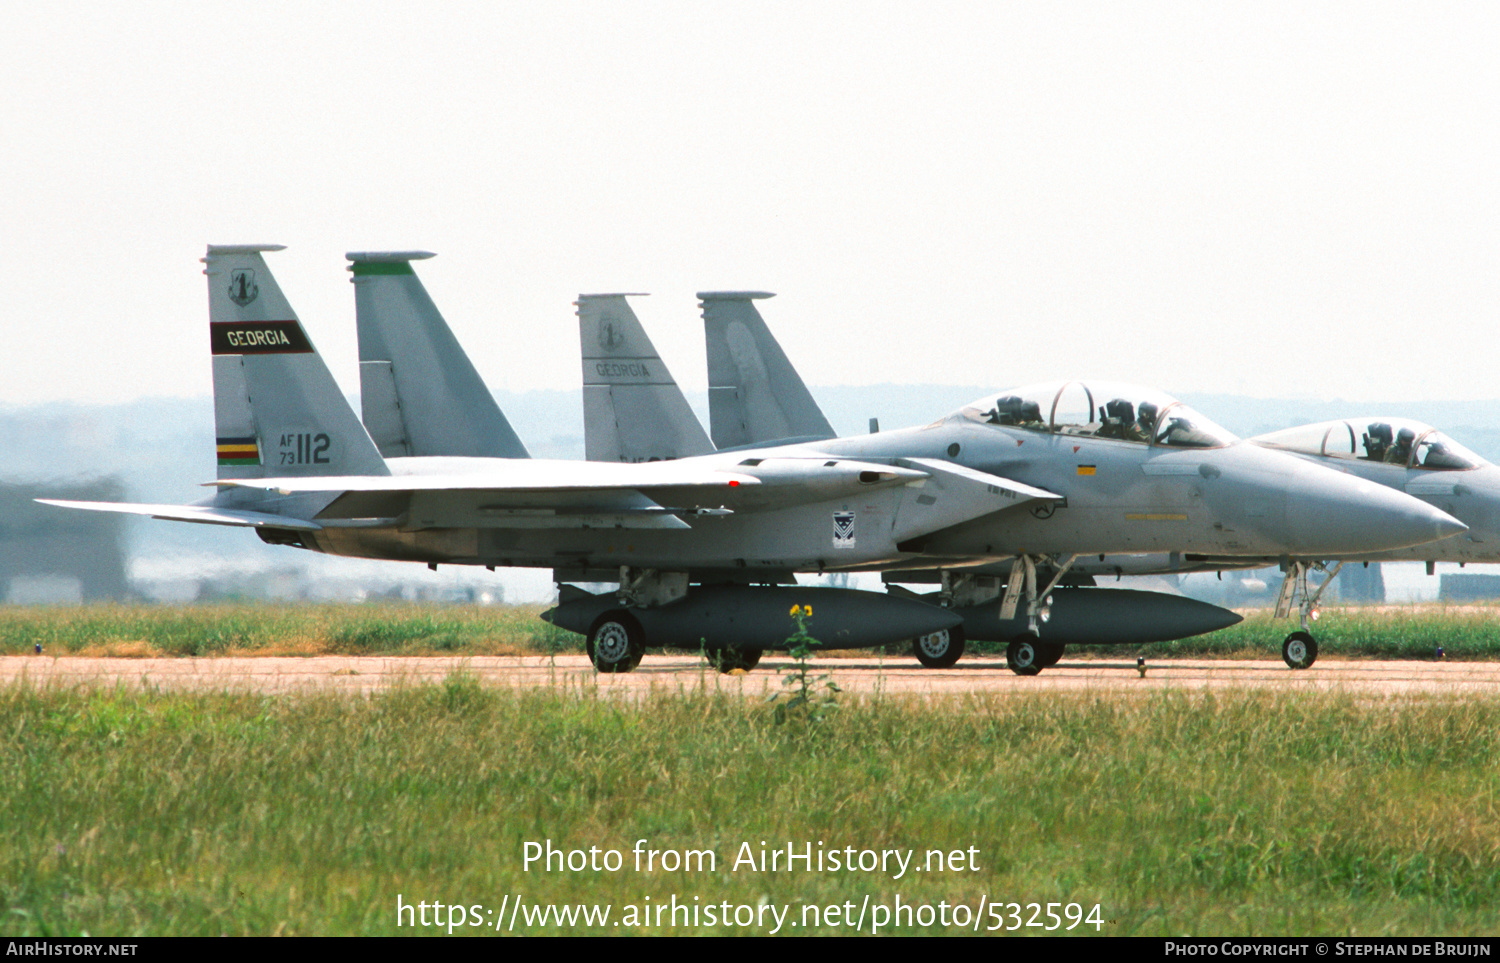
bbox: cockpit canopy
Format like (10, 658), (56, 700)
(1254, 418), (1484, 471)
(959, 381), (1238, 449)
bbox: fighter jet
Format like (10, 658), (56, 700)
(334, 255), (1462, 673)
(1230, 417), (1500, 663)
(1253, 417), (1500, 566)
(38, 248), (1467, 676)
(1055, 418), (1500, 669)
(38, 245), (1051, 671)
(637, 292), (1500, 672)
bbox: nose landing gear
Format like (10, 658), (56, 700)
(1273, 561), (1342, 668)
(1282, 631), (1318, 669)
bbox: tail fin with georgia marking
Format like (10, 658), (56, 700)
(578, 293), (714, 462)
(204, 244), (388, 480)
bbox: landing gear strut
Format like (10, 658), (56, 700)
(997, 555), (1077, 675)
(999, 554), (1079, 634)
(1273, 560), (1343, 669)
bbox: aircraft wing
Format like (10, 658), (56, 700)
(46, 456), (1061, 536)
(36, 499), (323, 531)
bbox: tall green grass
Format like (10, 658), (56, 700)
(2, 682), (1498, 935)
(0, 603), (573, 657)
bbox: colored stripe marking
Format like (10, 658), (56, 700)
(350, 261), (416, 277)
(217, 436), (260, 465)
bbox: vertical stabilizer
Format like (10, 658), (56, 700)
(204, 245), (388, 480)
(700, 292), (835, 449)
(578, 294), (714, 462)
(349, 252), (530, 459)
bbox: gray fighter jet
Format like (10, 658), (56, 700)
(1231, 417), (1500, 664)
(1253, 417), (1500, 566)
(42, 248), (1466, 677)
(571, 291), (1261, 669)
(610, 291), (1485, 671)
(1049, 418), (1500, 668)
(338, 254), (1462, 673)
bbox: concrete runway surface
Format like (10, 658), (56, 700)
(3, 654), (1499, 698)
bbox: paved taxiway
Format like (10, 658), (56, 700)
(3, 655), (1498, 698)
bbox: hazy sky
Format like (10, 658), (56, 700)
(4, 2), (1498, 408)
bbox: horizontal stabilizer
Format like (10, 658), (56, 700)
(37, 499), (322, 531)
(731, 457), (928, 490)
(216, 458), (762, 495)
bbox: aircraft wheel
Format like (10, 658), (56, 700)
(706, 648), (762, 673)
(1006, 636), (1043, 676)
(1282, 631), (1318, 670)
(913, 625), (966, 668)
(1037, 641), (1065, 668)
(586, 612), (645, 673)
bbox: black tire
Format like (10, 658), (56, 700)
(912, 625), (966, 669)
(1006, 636), (1043, 676)
(586, 611), (645, 673)
(1282, 631), (1318, 669)
(706, 648), (762, 673)
(1037, 641), (1065, 668)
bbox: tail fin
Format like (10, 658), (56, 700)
(699, 292), (835, 449)
(578, 294), (714, 462)
(348, 252), (530, 460)
(204, 245), (388, 479)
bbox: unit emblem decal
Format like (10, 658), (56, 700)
(832, 510), (856, 549)
(598, 318), (623, 350)
(228, 269), (259, 307)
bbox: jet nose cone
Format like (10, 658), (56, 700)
(1287, 465), (1467, 555)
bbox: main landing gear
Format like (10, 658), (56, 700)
(1273, 561), (1343, 669)
(913, 625), (966, 668)
(1006, 636), (1041, 676)
(586, 612), (645, 673)
(586, 610), (764, 674)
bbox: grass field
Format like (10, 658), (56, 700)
(0, 603), (571, 658)
(1, 601), (1500, 661)
(2, 679), (1499, 936)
